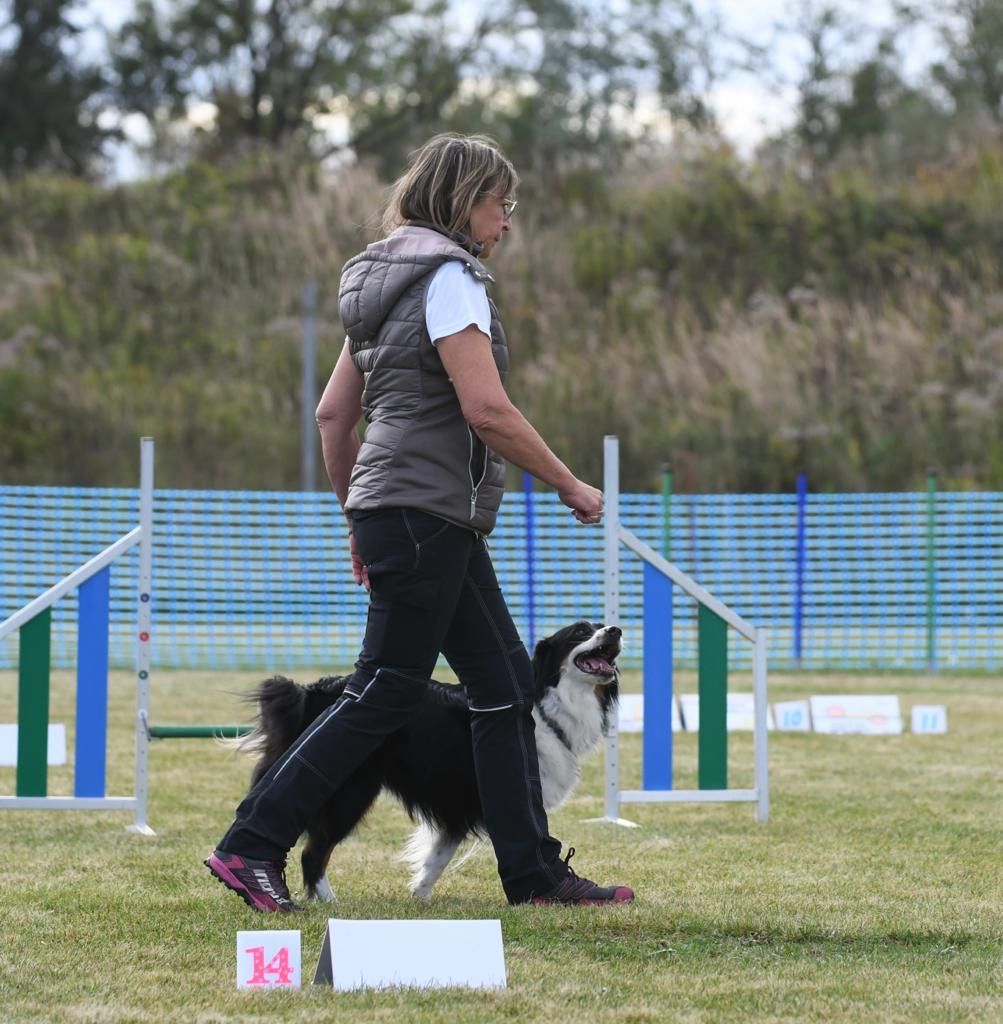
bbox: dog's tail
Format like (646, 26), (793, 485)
(237, 675), (311, 781)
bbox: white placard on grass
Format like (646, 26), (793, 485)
(809, 695), (903, 735)
(679, 694), (774, 732)
(617, 694), (682, 733)
(236, 930), (301, 989)
(314, 919), (506, 990)
(911, 705), (948, 734)
(0, 723), (67, 766)
(773, 700), (811, 732)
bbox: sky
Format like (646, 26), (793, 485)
(80, 0), (942, 179)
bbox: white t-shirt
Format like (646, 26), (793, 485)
(425, 261), (491, 345)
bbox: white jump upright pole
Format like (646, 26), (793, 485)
(603, 435), (620, 822)
(753, 626), (770, 822)
(585, 436), (637, 827)
(129, 437), (156, 836)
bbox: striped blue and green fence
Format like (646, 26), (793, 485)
(3, 483), (999, 675)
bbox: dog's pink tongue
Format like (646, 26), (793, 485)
(585, 657), (612, 674)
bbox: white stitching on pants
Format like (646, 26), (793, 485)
(469, 703), (515, 712)
(464, 578), (525, 703)
(463, 572), (559, 886)
(269, 670), (382, 781)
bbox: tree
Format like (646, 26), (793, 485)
(932, 0), (1003, 122)
(108, 0), (716, 181)
(111, 0), (424, 165)
(0, 0), (113, 178)
(791, 4), (844, 174)
(447, 0), (713, 192)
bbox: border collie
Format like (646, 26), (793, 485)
(239, 621), (621, 901)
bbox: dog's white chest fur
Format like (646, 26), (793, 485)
(533, 672), (606, 811)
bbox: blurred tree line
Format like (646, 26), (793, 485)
(1, 0), (1002, 491)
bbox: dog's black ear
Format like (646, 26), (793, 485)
(531, 636), (562, 691)
(531, 636), (550, 675)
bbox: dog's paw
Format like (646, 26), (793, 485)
(308, 874), (338, 903)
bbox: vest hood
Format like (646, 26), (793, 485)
(339, 225), (495, 344)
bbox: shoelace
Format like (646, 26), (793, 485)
(561, 846), (586, 889)
(264, 856), (292, 900)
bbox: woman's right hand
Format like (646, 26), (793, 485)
(558, 479), (604, 525)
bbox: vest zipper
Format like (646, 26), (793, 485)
(467, 425), (489, 521)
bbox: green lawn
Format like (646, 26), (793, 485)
(0, 666), (1000, 1023)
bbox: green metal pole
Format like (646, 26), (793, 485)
(148, 724), (252, 739)
(17, 609), (51, 797)
(926, 469), (937, 671)
(698, 605), (728, 790)
(661, 463), (673, 560)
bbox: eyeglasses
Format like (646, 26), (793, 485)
(501, 198), (518, 219)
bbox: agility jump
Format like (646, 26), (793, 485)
(0, 438), (155, 834)
(598, 435), (769, 824)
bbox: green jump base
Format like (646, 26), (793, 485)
(148, 724), (251, 739)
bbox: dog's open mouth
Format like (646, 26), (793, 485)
(574, 645), (619, 679)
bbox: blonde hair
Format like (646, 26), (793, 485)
(382, 133), (519, 240)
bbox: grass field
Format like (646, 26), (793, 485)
(0, 665), (1000, 1023)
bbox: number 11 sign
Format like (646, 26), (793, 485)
(237, 930), (302, 989)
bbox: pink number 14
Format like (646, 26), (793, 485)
(244, 945), (295, 985)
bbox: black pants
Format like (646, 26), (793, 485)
(219, 507), (566, 903)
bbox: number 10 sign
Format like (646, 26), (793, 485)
(237, 930), (302, 989)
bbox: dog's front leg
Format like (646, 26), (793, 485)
(308, 873), (337, 903)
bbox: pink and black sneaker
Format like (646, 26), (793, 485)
(204, 849), (303, 913)
(530, 848), (634, 906)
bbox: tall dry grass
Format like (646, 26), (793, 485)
(2, 148), (1002, 491)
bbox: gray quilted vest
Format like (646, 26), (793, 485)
(338, 224), (509, 534)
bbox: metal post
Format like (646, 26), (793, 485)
(794, 472), (807, 668)
(301, 280), (318, 491)
(926, 469), (937, 672)
(129, 437), (156, 835)
(753, 627), (770, 822)
(603, 436), (620, 822)
(523, 470), (536, 650)
(661, 463), (673, 560)
(583, 436), (637, 829)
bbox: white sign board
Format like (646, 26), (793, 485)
(809, 695), (903, 735)
(773, 700), (812, 732)
(679, 694), (774, 732)
(236, 930), (301, 989)
(0, 723), (67, 766)
(911, 705), (948, 734)
(617, 694), (681, 733)
(314, 919), (506, 990)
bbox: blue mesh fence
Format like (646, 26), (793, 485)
(1, 485), (1000, 673)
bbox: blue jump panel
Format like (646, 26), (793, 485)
(643, 562), (673, 790)
(75, 566), (110, 798)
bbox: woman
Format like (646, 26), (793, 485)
(205, 134), (634, 909)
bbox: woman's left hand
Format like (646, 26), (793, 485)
(348, 525), (371, 591)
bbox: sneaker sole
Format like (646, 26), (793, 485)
(531, 887), (635, 906)
(204, 854), (287, 913)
